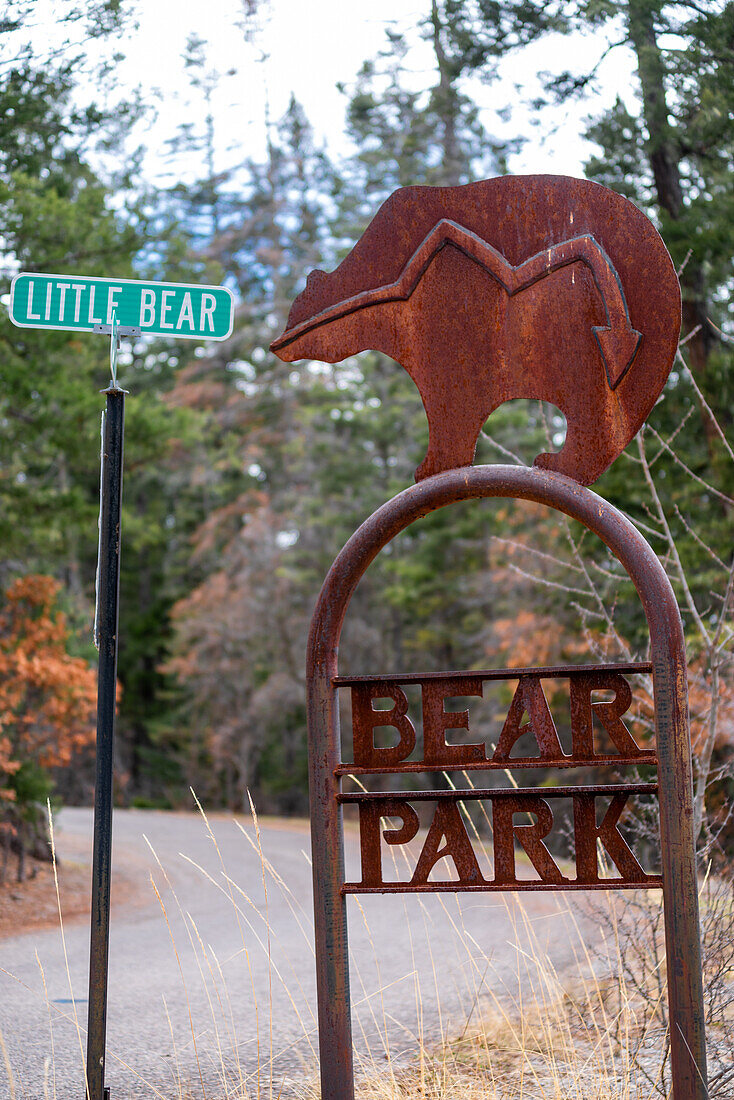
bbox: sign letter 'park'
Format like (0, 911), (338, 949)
(10, 272), (234, 341)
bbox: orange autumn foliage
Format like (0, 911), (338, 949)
(688, 659), (734, 755)
(490, 609), (589, 669)
(0, 575), (97, 802)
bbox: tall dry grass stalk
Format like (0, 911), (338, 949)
(2, 798), (730, 1098)
(135, 795), (687, 1099)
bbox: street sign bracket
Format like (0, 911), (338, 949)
(92, 324), (141, 337)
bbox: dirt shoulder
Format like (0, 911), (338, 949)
(0, 824), (147, 940)
(0, 855), (92, 938)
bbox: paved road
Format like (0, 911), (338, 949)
(0, 808), (594, 1098)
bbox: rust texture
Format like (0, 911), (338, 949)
(334, 660), (653, 684)
(340, 785), (661, 892)
(271, 175), (681, 485)
(305, 465), (707, 1100)
(344, 666), (656, 771)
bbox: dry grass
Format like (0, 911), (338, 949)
(332, 978), (663, 1100)
(312, 920), (668, 1100)
(2, 800), (731, 1099)
(136, 797), (676, 1099)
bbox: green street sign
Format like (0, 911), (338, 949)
(9, 272), (234, 341)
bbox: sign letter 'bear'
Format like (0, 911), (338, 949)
(271, 175), (681, 486)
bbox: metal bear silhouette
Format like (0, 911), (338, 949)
(271, 175), (681, 485)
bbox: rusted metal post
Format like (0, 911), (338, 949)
(85, 385), (125, 1100)
(305, 464), (707, 1100)
(306, 611), (355, 1099)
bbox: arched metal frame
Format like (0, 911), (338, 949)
(305, 465), (707, 1100)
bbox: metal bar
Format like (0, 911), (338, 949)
(306, 464), (707, 1100)
(306, 674), (354, 1100)
(92, 323), (141, 337)
(333, 661), (652, 686)
(336, 755), (658, 775)
(342, 879), (663, 894)
(338, 783), (659, 803)
(85, 387), (125, 1100)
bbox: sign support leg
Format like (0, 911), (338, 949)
(85, 377), (125, 1100)
(307, 676), (355, 1100)
(655, 653), (708, 1098)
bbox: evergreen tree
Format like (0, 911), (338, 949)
(0, 5), (217, 804)
(164, 92), (337, 807)
(438, 0), (733, 412)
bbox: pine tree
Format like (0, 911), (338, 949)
(164, 89), (337, 807)
(439, 0), (733, 413)
(0, 7), (220, 805)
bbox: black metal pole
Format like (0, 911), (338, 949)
(85, 385), (125, 1100)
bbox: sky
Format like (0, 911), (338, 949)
(2, 0), (641, 214)
(117, 0), (639, 187)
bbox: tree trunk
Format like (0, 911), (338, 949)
(626, 0), (720, 418)
(1, 826), (10, 886)
(16, 824), (25, 884)
(431, 0), (462, 185)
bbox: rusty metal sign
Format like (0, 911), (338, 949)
(338, 666), (660, 892)
(271, 176), (706, 1100)
(272, 175), (680, 485)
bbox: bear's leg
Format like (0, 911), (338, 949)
(415, 405), (489, 482)
(533, 421), (613, 486)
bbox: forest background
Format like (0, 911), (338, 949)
(0, 0), (732, 873)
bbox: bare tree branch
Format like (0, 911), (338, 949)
(637, 429), (711, 645)
(678, 351), (734, 463)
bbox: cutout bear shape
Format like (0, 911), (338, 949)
(271, 175), (681, 485)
